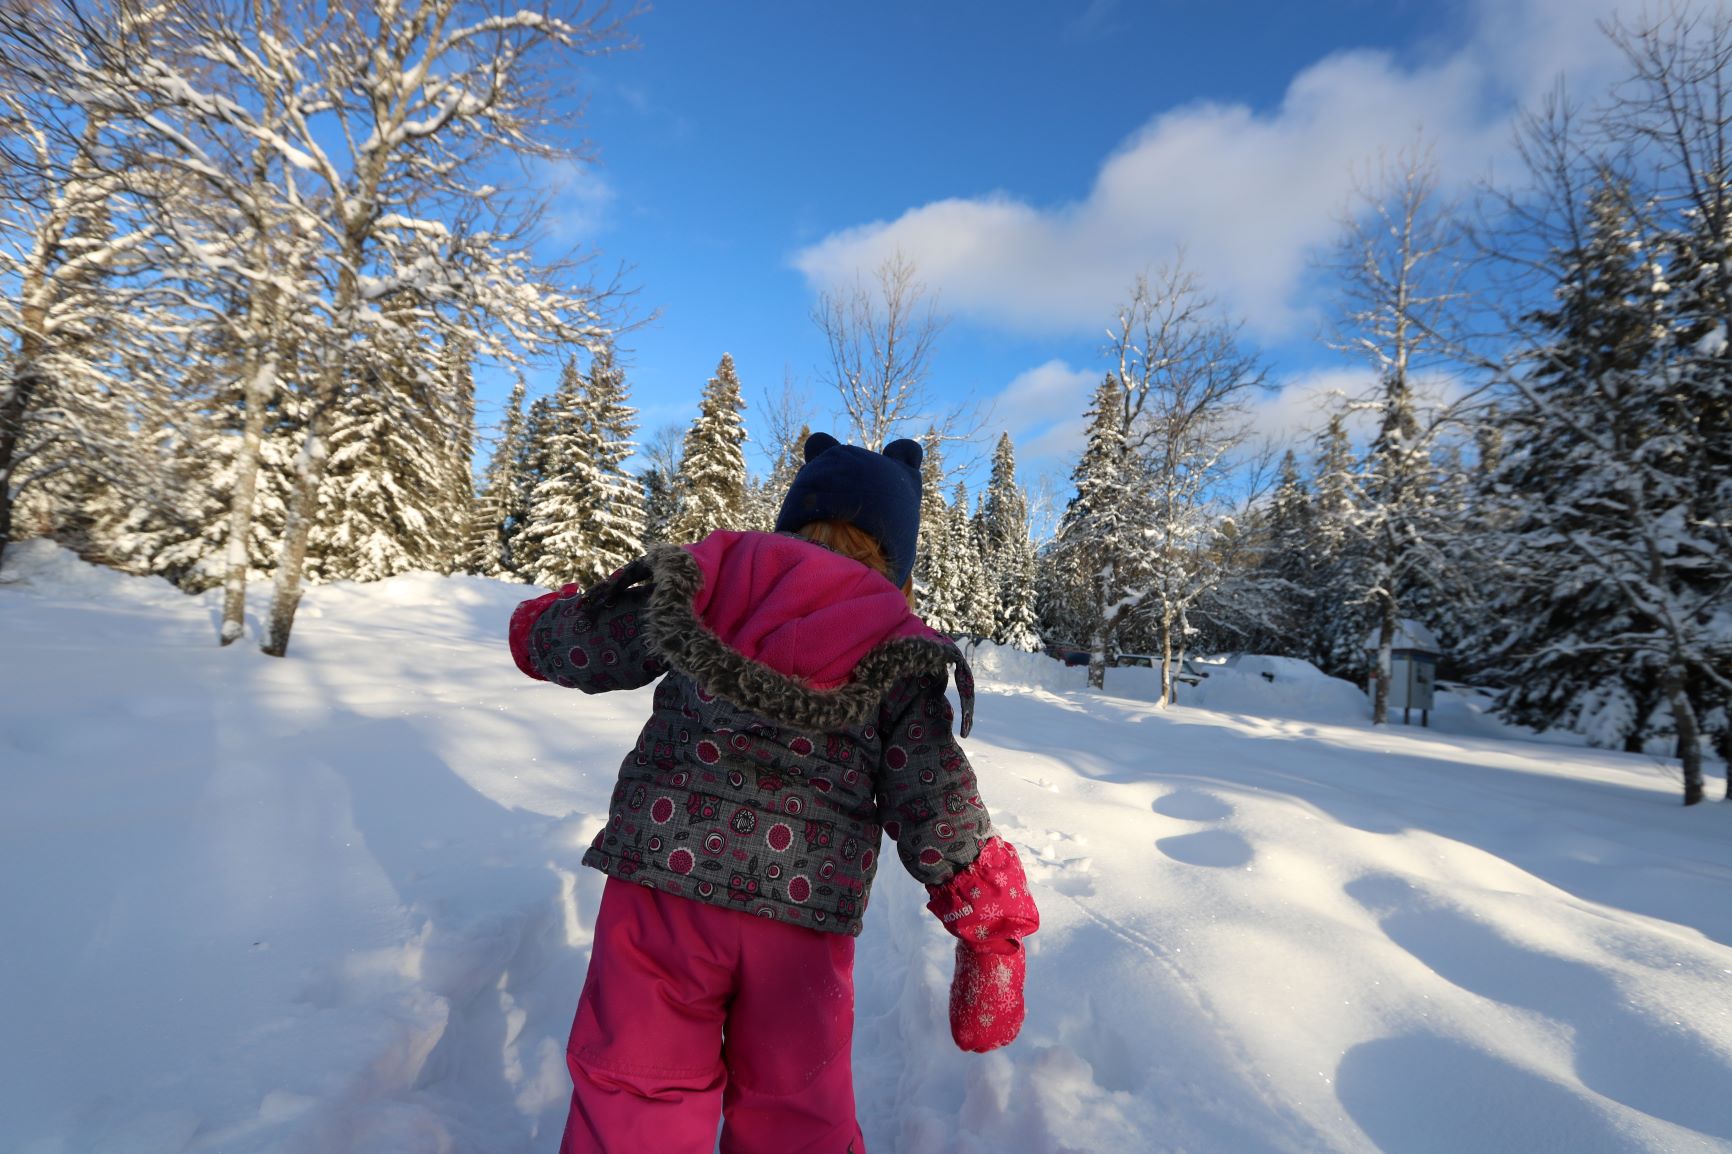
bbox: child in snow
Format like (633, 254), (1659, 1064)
(509, 432), (1040, 1153)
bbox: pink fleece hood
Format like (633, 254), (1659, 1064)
(682, 531), (947, 691)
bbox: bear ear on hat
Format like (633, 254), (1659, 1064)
(882, 438), (922, 470)
(803, 432), (841, 462)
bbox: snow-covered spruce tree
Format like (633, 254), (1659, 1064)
(1612, 13), (1732, 792)
(520, 395), (555, 489)
(636, 423), (683, 548)
(947, 483), (994, 638)
(1327, 146), (1470, 724)
(639, 471), (677, 548)
(1459, 14), (1732, 801)
(998, 534), (1043, 651)
(978, 431), (1040, 648)
(466, 378), (529, 578)
(667, 353), (747, 544)
(979, 432), (1028, 562)
(1302, 411), (1371, 676)
(518, 360), (605, 588)
(911, 427), (954, 619)
(762, 422), (807, 530)
(1197, 448), (1320, 659)
(1409, 436), (1480, 666)
(919, 490), (963, 635)
(142, 320), (309, 592)
(1043, 374), (1143, 689)
(966, 499), (997, 637)
(313, 302), (460, 582)
(1262, 450), (1319, 648)
(1482, 167), (1725, 802)
(1664, 216), (1732, 785)
(512, 394), (556, 578)
(513, 348), (642, 589)
(576, 344), (645, 586)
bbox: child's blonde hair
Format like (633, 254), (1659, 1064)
(797, 519), (917, 608)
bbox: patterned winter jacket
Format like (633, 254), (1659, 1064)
(509, 530), (995, 937)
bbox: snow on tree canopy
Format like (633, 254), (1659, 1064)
(668, 354), (748, 545)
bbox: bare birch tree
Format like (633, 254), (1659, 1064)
(0, 6), (162, 570)
(812, 250), (961, 451)
(1043, 259), (1264, 696)
(17, 0), (322, 641)
(1111, 262), (1265, 704)
(1327, 143), (1470, 725)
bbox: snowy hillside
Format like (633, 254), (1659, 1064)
(3, 542), (1730, 1154)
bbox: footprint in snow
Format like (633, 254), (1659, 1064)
(1152, 788), (1234, 822)
(1008, 826), (1096, 897)
(1155, 829), (1254, 869)
(1338, 1033), (1649, 1154)
(1151, 787), (1254, 868)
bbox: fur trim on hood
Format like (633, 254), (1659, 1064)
(639, 534), (973, 735)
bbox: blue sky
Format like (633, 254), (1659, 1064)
(497, 0), (1633, 494)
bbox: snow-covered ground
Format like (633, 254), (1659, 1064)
(3, 540), (1730, 1154)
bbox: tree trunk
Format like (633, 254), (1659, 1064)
(1718, 725), (1732, 802)
(263, 240), (359, 658)
(221, 125), (286, 644)
(1173, 605), (1190, 706)
(0, 365), (37, 572)
(261, 398), (331, 658)
(262, 301), (343, 659)
(1372, 593), (1396, 725)
(219, 352), (276, 645)
(1158, 607), (1174, 707)
(1087, 567), (1110, 690)
(1662, 667), (1704, 806)
(1087, 613), (1107, 690)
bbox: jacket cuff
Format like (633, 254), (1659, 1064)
(924, 837), (1040, 953)
(509, 585), (580, 681)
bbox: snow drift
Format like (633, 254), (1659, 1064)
(4, 542), (1730, 1153)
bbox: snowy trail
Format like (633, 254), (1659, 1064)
(4, 543), (1731, 1153)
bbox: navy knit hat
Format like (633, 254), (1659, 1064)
(774, 432), (924, 586)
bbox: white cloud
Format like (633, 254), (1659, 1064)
(1248, 367), (1378, 450)
(1249, 365), (1481, 457)
(793, 0), (1626, 341)
(990, 357), (1471, 474)
(986, 359), (1100, 466)
(541, 158), (616, 242)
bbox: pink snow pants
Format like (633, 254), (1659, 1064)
(559, 878), (865, 1154)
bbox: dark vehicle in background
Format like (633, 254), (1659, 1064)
(1115, 653), (1208, 687)
(1043, 643), (1091, 667)
(1041, 646), (1208, 687)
